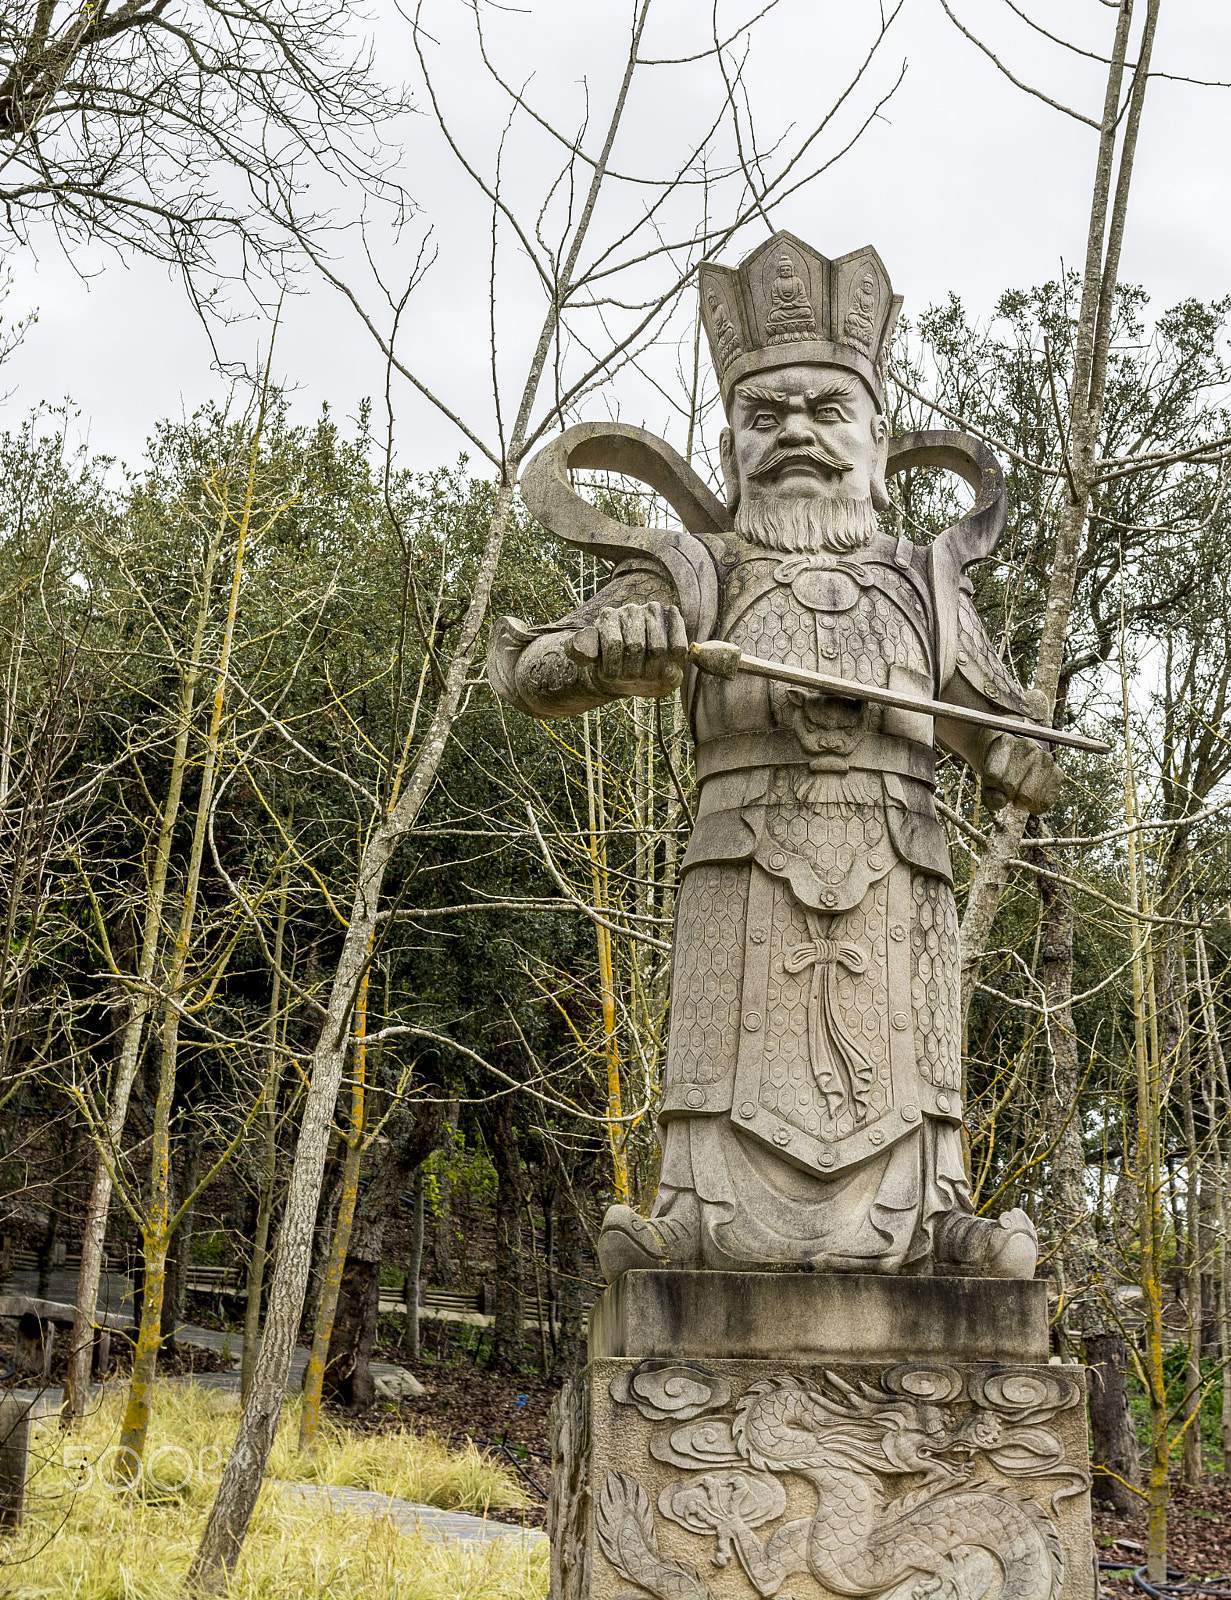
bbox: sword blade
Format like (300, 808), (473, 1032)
(687, 640), (1111, 756)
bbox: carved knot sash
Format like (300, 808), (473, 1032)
(782, 938), (866, 976)
(784, 927), (874, 1122)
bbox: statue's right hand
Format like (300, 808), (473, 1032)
(570, 603), (689, 699)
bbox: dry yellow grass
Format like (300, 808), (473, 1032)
(0, 1382), (549, 1599)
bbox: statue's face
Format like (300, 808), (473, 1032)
(720, 363), (887, 511)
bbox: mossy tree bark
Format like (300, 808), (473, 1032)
(487, 1091), (525, 1375)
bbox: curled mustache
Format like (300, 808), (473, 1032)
(749, 443), (854, 480)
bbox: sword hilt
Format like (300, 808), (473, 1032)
(687, 640), (742, 680)
(567, 630), (742, 678)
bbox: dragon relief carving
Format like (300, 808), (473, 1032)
(597, 1363), (1087, 1600)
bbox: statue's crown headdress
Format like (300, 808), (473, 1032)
(699, 231), (902, 413)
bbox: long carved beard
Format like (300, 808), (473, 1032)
(734, 495), (877, 554)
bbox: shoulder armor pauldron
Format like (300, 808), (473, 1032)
(955, 591), (1033, 717)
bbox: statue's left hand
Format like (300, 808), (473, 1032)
(980, 733), (1062, 815)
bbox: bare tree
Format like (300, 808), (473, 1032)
(951, 0), (1169, 995)
(899, 4), (1231, 1553)
(64, 375), (317, 1428)
(0, 0), (411, 299)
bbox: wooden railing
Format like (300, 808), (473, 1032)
(2, 1242), (592, 1330)
(183, 1265), (243, 1295)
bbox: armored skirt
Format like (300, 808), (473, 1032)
(651, 776), (969, 1274)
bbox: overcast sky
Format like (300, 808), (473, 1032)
(2, 0), (1228, 477)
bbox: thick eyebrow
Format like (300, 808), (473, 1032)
(736, 384), (791, 405)
(805, 377), (858, 402)
(735, 377), (859, 407)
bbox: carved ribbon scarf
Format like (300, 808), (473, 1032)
(782, 920), (874, 1122)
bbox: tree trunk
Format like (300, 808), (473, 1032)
(241, 1162), (276, 1403)
(303, 1150), (343, 1339)
(1034, 840), (1140, 1505)
(1180, 957), (1203, 1486)
(958, 0), (1157, 1023)
(35, 1120), (67, 1297)
(161, 1147), (192, 1356)
(1036, 847), (1088, 1342)
(487, 1094), (524, 1374)
(1196, 930), (1231, 1471)
(118, 1000), (182, 1480)
(583, 708), (629, 1201)
(1086, 1332), (1142, 1514)
(554, 1186), (586, 1379)
(244, 865), (287, 1401)
(1200, 1173), (1218, 1357)
(1112, 1125), (1140, 1268)
(405, 1165), (424, 1362)
(299, 979), (368, 1448)
(324, 1110), (443, 1408)
(430, 1099), (459, 1288)
(36, 1206), (60, 1300)
(1127, 754), (1169, 1583)
(324, 1263), (381, 1408)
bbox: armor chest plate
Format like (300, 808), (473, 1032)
(692, 552), (935, 753)
(724, 555), (932, 686)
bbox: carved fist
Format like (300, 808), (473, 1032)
(573, 602), (690, 699)
(981, 733), (1062, 815)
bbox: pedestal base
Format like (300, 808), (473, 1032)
(550, 1274), (1094, 1600)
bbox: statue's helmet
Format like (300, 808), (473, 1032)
(699, 231), (902, 415)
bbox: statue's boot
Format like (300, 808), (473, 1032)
(597, 1198), (702, 1283)
(932, 1206), (1037, 1279)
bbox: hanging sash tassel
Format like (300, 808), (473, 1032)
(782, 929), (875, 1122)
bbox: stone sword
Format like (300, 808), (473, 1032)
(686, 638), (1111, 754)
(564, 627), (1110, 754)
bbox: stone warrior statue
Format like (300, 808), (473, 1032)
(488, 232), (1063, 1285)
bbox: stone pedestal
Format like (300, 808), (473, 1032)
(0, 1396), (31, 1529)
(550, 1272), (1094, 1600)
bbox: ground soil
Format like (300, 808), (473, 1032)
(1095, 1479), (1231, 1596)
(354, 1315), (559, 1528)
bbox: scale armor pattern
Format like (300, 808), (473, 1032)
(911, 874), (961, 1090)
(729, 575), (928, 694)
(668, 865), (746, 1086)
(956, 591), (1034, 716)
(762, 794), (888, 887)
